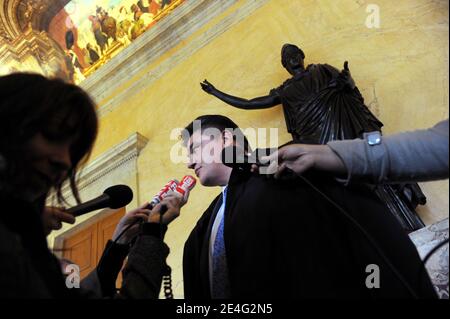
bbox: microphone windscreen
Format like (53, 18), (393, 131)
(103, 185), (133, 209)
(221, 146), (278, 171)
(179, 175), (196, 190)
(221, 145), (250, 170)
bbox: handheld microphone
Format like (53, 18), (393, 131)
(220, 145), (260, 172)
(149, 176), (196, 216)
(175, 175), (196, 200)
(221, 145), (277, 173)
(147, 179), (179, 210)
(66, 185), (133, 216)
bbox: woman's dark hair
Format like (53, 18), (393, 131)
(0, 73), (98, 205)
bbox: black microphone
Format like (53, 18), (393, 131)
(221, 145), (276, 171)
(221, 145), (251, 171)
(66, 185), (133, 216)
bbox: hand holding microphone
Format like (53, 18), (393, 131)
(148, 175), (196, 225)
(42, 206), (76, 236)
(112, 176), (196, 243)
(112, 202), (152, 244)
(250, 144), (346, 178)
(43, 185), (133, 236)
(147, 179), (179, 210)
(112, 180), (177, 243)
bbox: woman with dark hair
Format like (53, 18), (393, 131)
(0, 73), (183, 298)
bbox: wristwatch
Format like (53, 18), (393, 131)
(366, 131), (382, 146)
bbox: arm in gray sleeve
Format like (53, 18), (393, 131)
(327, 119), (449, 184)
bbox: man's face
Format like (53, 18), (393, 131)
(187, 129), (232, 187)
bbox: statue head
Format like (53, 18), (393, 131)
(281, 44), (305, 75)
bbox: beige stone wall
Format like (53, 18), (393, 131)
(82, 0), (448, 298)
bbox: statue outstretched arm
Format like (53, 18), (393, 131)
(200, 79), (280, 110)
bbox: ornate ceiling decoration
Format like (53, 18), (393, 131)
(0, 1), (70, 79)
(0, 0), (188, 84)
(0, 0), (69, 43)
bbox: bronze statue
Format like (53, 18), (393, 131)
(201, 44), (384, 143)
(201, 44), (426, 231)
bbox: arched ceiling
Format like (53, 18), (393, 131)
(0, 0), (70, 42)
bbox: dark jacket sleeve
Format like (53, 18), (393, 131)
(117, 222), (169, 299)
(82, 240), (130, 297)
(82, 222), (169, 299)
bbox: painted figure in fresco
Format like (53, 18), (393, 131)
(81, 48), (91, 66)
(88, 15), (108, 54)
(130, 4), (155, 40)
(200, 43), (426, 231)
(117, 22), (132, 46)
(160, 0), (172, 10)
(96, 7), (117, 43)
(65, 30), (75, 51)
(137, 0), (150, 13)
(138, 0), (164, 15)
(86, 43), (100, 64)
(149, 0), (162, 15)
(117, 6), (134, 43)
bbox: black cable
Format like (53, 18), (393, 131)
(297, 175), (420, 298)
(112, 204), (174, 299)
(109, 202), (159, 246)
(158, 205), (174, 299)
(112, 219), (141, 244)
(96, 218), (141, 283)
(162, 264), (174, 299)
(418, 238), (449, 291)
(422, 238), (449, 266)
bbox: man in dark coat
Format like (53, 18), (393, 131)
(200, 44), (426, 232)
(182, 114), (437, 299)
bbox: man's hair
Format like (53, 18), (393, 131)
(183, 115), (250, 152)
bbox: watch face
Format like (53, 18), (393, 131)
(367, 132), (381, 146)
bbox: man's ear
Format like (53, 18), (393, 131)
(222, 130), (234, 148)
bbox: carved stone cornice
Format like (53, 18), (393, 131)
(49, 132), (149, 251)
(60, 132), (149, 199)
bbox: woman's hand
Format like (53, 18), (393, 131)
(112, 202), (151, 244)
(112, 187), (190, 244)
(252, 144), (347, 178)
(42, 206), (76, 236)
(147, 191), (185, 225)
